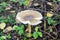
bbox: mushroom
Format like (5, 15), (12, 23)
(16, 10), (43, 37)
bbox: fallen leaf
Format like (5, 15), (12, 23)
(3, 26), (13, 33)
(47, 12), (53, 17)
(0, 23), (6, 29)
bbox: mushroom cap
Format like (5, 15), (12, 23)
(16, 10), (43, 25)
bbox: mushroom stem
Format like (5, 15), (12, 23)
(44, 19), (46, 31)
(28, 24), (31, 37)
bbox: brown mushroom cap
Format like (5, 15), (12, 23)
(16, 10), (43, 25)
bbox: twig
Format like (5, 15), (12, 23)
(39, 27), (56, 39)
(44, 20), (46, 31)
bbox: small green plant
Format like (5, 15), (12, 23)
(13, 25), (24, 35)
(0, 31), (4, 36)
(0, 30), (11, 40)
(24, 37), (27, 40)
(0, 30), (5, 40)
(25, 33), (29, 37)
(25, 0), (30, 6)
(49, 28), (53, 32)
(0, 36), (5, 40)
(0, 6), (4, 12)
(47, 17), (55, 25)
(0, 17), (8, 23)
(19, 0), (25, 6)
(57, 0), (60, 2)
(0, 2), (7, 7)
(35, 27), (39, 32)
(18, 29), (24, 35)
(33, 32), (38, 39)
(0, 13), (16, 24)
(0, 2), (8, 12)
(7, 16), (16, 25)
(10, 0), (17, 2)
(13, 25), (19, 30)
(33, 26), (43, 39)
(6, 34), (11, 39)
(0, 34), (11, 40)
(49, 26), (53, 32)
(19, 0), (30, 6)
(0, 29), (11, 39)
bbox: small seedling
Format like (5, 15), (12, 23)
(0, 17), (8, 23)
(7, 16), (16, 25)
(18, 25), (24, 35)
(0, 2), (7, 7)
(33, 26), (43, 39)
(19, 0), (30, 6)
(18, 29), (24, 35)
(33, 32), (38, 39)
(0, 6), (4, 12)
(0, 2), (7, 12)
(13, 25), (24, 35)
(25, 0), (30, 6)
(24, 37), (27, 40)
(57, 0), (60, 2)
(10, 0), (17, 2)
(0, 36), (5, 40)
(13, 25), (20, 30)
(47, 17), (55, 25)
(38, 32), (42, 37)
(19, 0), (25, 6)
(25, 32), (32, 38)
(6, 34), (11, 39)
(35, 26), (39, 32)
(49, 28), (53, 32)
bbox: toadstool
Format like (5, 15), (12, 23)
(16, 10), (43, 37)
